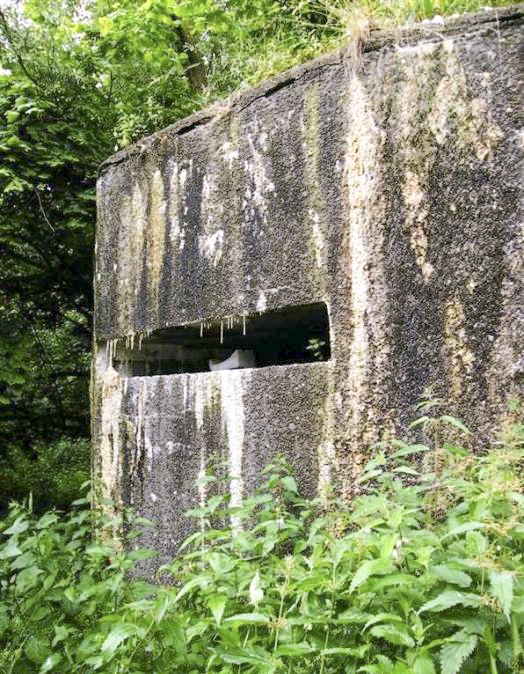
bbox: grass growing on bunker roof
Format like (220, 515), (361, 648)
(201, 0), (519, 101)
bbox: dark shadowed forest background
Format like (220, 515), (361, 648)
(0, 0), (515, 512)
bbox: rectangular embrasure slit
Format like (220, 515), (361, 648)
(109, 302), (331, 376)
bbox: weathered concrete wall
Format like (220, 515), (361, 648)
(93, 7), (523, 557)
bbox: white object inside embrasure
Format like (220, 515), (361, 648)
(209, 349), (255, 371)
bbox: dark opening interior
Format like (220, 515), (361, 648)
(110, 302), (331, 376)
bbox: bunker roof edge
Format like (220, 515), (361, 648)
(97, 3), (524, 178)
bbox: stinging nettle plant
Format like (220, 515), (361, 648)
(0, 400), (522, 673)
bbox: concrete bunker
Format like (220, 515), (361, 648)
(93, 7), (523, 561)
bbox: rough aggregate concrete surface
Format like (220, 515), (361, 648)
(93, 7), (523, 558)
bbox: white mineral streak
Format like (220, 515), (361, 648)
(343, 74), (387, 480)
(403, 170), (434, 281)
(199, 173), (226, 266)
(168, 160), (186, 252)
(427, 40), (502, 158)
(303, 87), (327, 279)
(99, 366), (123, 502)
(130, 180), (147, 303)
(443, 295), (476, 399)
(220, 371), (246, 527)
(396, 44), (440, 282)
(396, 40), (502, 283)
(135, 384), (148, 472)
(256, 291), (267, 313)
(220, 141), (239, 169)
(178, 166), (187, 189)
(243, 132), (275, 228)
(188, 374), (215, 510)
(149, 168), (167, 315)
(309, 208), (324, 268)
(200, 229), (224, 267)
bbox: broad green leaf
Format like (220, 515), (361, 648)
(511, 614), (522, 659)
(419, 591), (480, 613)
(275, 642), (316, 656)
(439, 416), (471, 434)
(15, 565), (43, 592)
(393, 466), (419, 475)
(369, 624), (415, 647)
(358, 654), (394, 673)
(440, 634), (477, 674)
(11, 551), (36, 570)
(441, 522), (484, 540)
(336, 607), (370, 624)
(489, 570), (513, 622)
(223, 612), (270, 625)
(281, 475), (298, 493)
(174, 577), (202, 602)
(349, 558), (392, 593)
(24, 637), (51, 665)
(3, 515), (29, 536)
(512, 594), (524, 613)
(162, 619), (187, 653)
(364, 613), (403, 631)
(208, 594), (227, 625)
(391, 443), (430, 458)
(0, 539), (22, 560)
(213, 646), (272, 669)
(412, 654), (436, 674)
(40, 653), (62, 673)
(249, 569), (264, 606)
(429, 565), (471, 587)
(101, 623), (140, 654)
(186, 620), (208, 641)
(322, 646), (368, 656)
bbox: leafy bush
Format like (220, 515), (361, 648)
(0, 411), (522, 673)
(0, 438), (90, 514)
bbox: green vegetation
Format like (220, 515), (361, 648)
(1, 412), (522, 673)
(0, 0), (517, 510)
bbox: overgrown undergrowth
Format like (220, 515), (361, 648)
(0, 408), (522, 673)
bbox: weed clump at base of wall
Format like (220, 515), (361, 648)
(0, 408), (522, 673)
